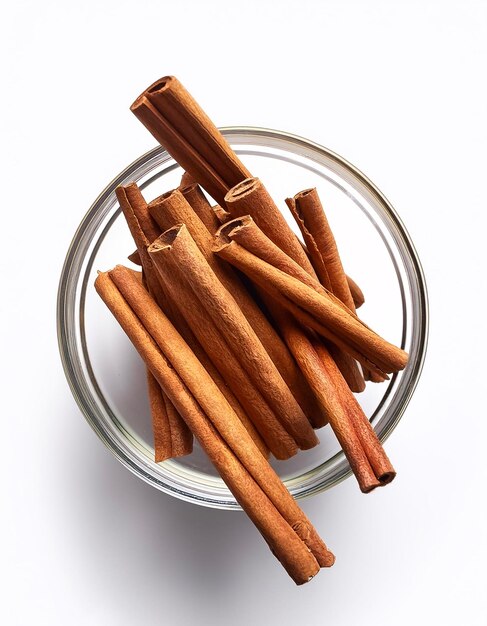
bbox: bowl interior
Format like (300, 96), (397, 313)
(58, 128), (428, 509)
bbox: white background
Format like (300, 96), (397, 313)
(2, 1), (486, 624)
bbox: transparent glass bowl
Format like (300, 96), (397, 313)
(57, 127), (428, 510)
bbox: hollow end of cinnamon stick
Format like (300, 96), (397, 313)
(214, 216), (252, 248)
(131, 76), (173, 111)
(149, 224), (183, 251)
(224, 177), (259, 202)
(378, 471), (396, 486)
(293, 188), (315, 201)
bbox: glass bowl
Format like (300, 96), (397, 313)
(57, 127), (428, 510)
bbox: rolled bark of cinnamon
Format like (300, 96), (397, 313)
(115, 184), (192, 459)
(116, 184), (267, 457)
(224, 177), (317, 277)
(224, 179), (364, 391)
(287, 189), (383, 383)
(214, 216), (364, 390)
(214, 218), (393, 490)
(213, 196), (364, 309)
(269, 312), (380, 493)
(147, 238), (297, 459)
(148, 224), (318, 451)
(213, 235), (408, 375)
(146, 371), (190, 461)
(312, 339), (396, 485)
(95, 271), (331, 583)
(158, 187), (323, 424)
(131, 76), (250, 205)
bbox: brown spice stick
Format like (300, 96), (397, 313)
(148, 189), (323, 426)
(147, 240), (297, 459)
(95, 271), (329, 583)
(288, 189), (380, 384)
(269, 312), (380, 493)
(146, 363), (192, 461)
(224, 179), (364, 391)
(224, 177), (317, 276)
(311, 338), (396, 485)
(216, 216), (364, 392)
(149, 225), (318, 451)
(214, 238), (408, 374)
(141, 77), (251, 188)
(131, 77), (250, 204)
(115, 184), (192, 459)
(116, 184), (267, 457)
(131, 95), (228, 204)
(214, 220), (394, 486)
(287, 189), (353, 309)
(146, 372), (172, 462)
(217, 200), (364, 308)
(108, 266), (334, 567)
(122, 182), (161, 243)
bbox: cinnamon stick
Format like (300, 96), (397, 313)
(148, 225), (318, 451)
(146, 372), (173, 462)
(213, 236), (408, 374)
(147, 238), (297, 459)
(224, 179), (364, 391)
(131, 76), (250, 205)
(214, 196), (364, 309)
(148, 188), (323, 425)
(215, 216), (364, 392)
(224, 177), (317, 276)
(108, 266), (334, 566)
(115, 184), (192, 460)
(214, 220), (395, 488)
(95, 271), (332, 583)
(116, 184), (267, 457)
(147, 372), (193, 461)
(268, 312), (380, 493)
(311, 338), (395, 485)
(287, 189), (380, 383)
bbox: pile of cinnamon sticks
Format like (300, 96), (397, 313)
(95, 76), (409, 584)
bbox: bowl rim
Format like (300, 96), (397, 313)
(57, 126), (429, 509)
